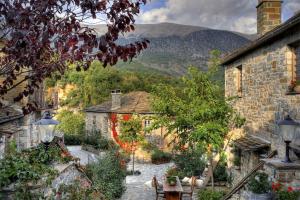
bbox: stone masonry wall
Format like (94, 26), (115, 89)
(225, 26), (300, 159)
(85, 112), (110, 139)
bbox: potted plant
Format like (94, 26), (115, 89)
(166, 176), (177, 186)
(245, 172), (272, 200)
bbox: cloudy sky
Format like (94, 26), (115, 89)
(137, 0), (300, 34)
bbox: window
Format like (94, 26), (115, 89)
(292, 45), (300, 84)
(236, 65), (242, 96)
(144, 119), (151, 128)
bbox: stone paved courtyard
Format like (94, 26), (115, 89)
(120, 161), (198, 200)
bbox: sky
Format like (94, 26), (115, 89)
(137, 0), (300, 34)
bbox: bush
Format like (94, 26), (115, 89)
(64, 134), (83, 145)
(276, 190), (300, 200)
(174, 149), (206, 178)
(213, 155), (228, 182)
(141, 141), (158, 153)
(86, 150), (126, 200)
(248, 172), (271, 194)
(198, 189), (225, 200)
(151, 149), (172, 164)
(84, 132), (114, 150)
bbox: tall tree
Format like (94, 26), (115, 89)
(151, 66), (244, 187)
(119, 115), (143, 175)
(0, 0), (149, 113)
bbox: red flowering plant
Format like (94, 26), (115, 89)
(272, 181), (300, 200)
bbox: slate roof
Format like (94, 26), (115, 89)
(233, 135), (271, 151)
(221, 12), (300, 65)
(84, 91), (153, 114)
(0, 106), (23, 125)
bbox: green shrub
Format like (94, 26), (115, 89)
(84, 132), (114, 150)
(198, 189), (225, 200)
(86, 150), (126, 200)
(174, 149), (206, 178)
(276, 190), (300, 200)
(213, 155), (228, 182)
(151, 149), (172, 164)
(64, 134), (83, 145)
(141, 141), (158, 152)
(248, 172), (271, 194)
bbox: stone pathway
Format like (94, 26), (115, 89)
(120, 162), (198, 200)
(67, 146), (99, 165)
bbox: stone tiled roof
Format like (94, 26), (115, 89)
(0, 106), (23, 124)
(84, 91), (153, 114)
(233, 134), (271, 151)
(221, 11), (300, 65)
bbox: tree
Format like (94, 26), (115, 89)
(0, 0), (149, 113)
(119, 115), (143, 175)
(56, 110), (85, 135)
(151, 66), (244, 188)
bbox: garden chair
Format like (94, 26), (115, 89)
(152, 176), (165, 200)
(181, 176), (196, 200)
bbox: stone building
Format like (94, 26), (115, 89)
(0, 39), (57, 153)
(0, 106), (23, 159)
(84, 90), (169, 152)
(222, 0), (300, 195)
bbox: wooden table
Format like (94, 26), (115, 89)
(163, 176), (183, 200)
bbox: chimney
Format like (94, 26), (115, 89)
(111, 89), (121, 110)
(257, 0), (282, 36)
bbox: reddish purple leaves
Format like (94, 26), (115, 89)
(0, 0), (149, 113)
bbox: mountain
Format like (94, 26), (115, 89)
(88, 23), (252, 76)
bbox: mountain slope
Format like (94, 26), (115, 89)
(89, 23), (251, 76)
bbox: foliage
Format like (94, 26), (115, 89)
(198, 189), (225, 200)
(248, 172), (271, 194)
(52, 61), (180, 108)
(151, 149), (172, 164)
(0, 0), (149, 113)
(140, 140), (159, 153)
(6, 139), (17, 155)
(151, 66), (244, 151)
(84, 132), (114, 151)
(276, 190), (300, 200)
(64, 134), (83, 145)
(119, 115), (143, 146)
(56, 110), (85, 136)
(0, 141), (71, 199)
(272, 181), (300, 200)
(213, 155), (228, 182)
(86, 150), (126, 200)
(174, 148), (206, 178)
(57, 180), (101, 200)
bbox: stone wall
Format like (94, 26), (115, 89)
(85, 112), (110, 139)
(225, 26), (300, 158)
(224, 25), (300, 185)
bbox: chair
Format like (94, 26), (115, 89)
(152, 176), (165, 200)
(181, 176), (196, 200)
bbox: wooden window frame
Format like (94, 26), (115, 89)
(287, 41), (300, 95)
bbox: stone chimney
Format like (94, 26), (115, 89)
(111, 89), (121, 110)
(257, 0), (282, 36)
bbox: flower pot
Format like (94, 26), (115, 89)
(243, 191), (272, 200)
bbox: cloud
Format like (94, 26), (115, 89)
(139, 0), (300, 34)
